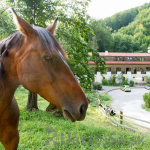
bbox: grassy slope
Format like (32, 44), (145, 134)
(0, 86), (150, 150)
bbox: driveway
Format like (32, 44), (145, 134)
(107, 87), (150, 129)
(98, 86), (120, 94)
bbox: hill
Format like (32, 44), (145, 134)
(118, 7), (150, 47)
(104, 3), (150, 31)
(89, 3), (150, 53)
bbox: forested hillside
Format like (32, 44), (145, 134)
(104, 3), (150, 31)
(89, 3), (150, 53)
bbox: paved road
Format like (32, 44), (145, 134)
(108, 88), (150, 129)
(98, 86), (120, 94)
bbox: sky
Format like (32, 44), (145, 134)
(87, 0), (150, 19)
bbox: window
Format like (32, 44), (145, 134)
(107, 67), (111, 71)
(142, 77), (144, 81)
(116, 68), (121, 71)
(126, 68), (131, 72)
(146, 67), (150, 71)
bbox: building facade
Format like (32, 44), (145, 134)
(89, 51), (150, 84)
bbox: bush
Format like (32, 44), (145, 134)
(100, 94), (110, 101)
(108, 75), (116, 85)
(122, 79), (128, 85)
(93, 82), (102, 90)
(143, 92), (150, 108)
(146, 76), (150, 84)
(129, 80), (134, 87)
(102, 79), (108, 85)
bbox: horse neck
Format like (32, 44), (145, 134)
(0, 73), (19, 115)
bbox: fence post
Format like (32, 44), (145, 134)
(120, 111), (123, 124)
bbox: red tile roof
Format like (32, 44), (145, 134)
(88, 52), (150, 57)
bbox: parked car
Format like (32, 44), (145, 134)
(120, 85), (131, 92)
(144, 85), (150, 90)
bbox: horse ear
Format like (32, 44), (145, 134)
(46, 17), (58, 35)
(12, 8), (35, 37)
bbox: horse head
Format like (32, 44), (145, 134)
(10, 8), (88, 122)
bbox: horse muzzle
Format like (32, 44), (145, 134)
(63, 103), (88, 122)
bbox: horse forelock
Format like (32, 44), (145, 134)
(34, 26), (66, 59)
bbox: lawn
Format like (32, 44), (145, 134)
(0, 86), (150, 150)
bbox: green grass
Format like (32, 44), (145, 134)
(142, 104), (150, 112)
(0, 86), (150, 150)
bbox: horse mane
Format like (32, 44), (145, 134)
(0, 31), (23, 58)
(0, 31), (23, 78)
(0, 26), (66, 77)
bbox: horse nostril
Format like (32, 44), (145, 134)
(80, 104), (86, 115)
(87, 97), (90, 104)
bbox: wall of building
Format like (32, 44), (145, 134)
(105, 64), (149, 74)
(95, 71), (149, 84)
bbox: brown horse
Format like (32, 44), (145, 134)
(0, 8), (88, 150)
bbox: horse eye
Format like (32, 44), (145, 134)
(44, 55), (52, 61)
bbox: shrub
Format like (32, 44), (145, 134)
(102, 79), (108, 85)
(100, 94), (110, 101)
(93, 82), (102, 90)
(146, 76), (150, 84)
(143, 92), (150, 108)
(108, 75), (116, 85)
(122, 79), (128, 85)
(129, 80), (134, 87)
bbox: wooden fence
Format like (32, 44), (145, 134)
(98, 97), (150, 136)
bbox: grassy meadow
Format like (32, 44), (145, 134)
(0, 86), (150, 150)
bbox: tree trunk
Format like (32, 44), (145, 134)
(46, 103), (63, 117)
(26, 91), (38, 111)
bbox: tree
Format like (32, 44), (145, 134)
(55, 1), (106, 89)
(140, 43), (148, 52)
(8, 0), (58, 27)
(112, 33), (122, 52)
(89, 19), (113, 52)
(0, 2), (15, 40)
(26, 91), (38, 111)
